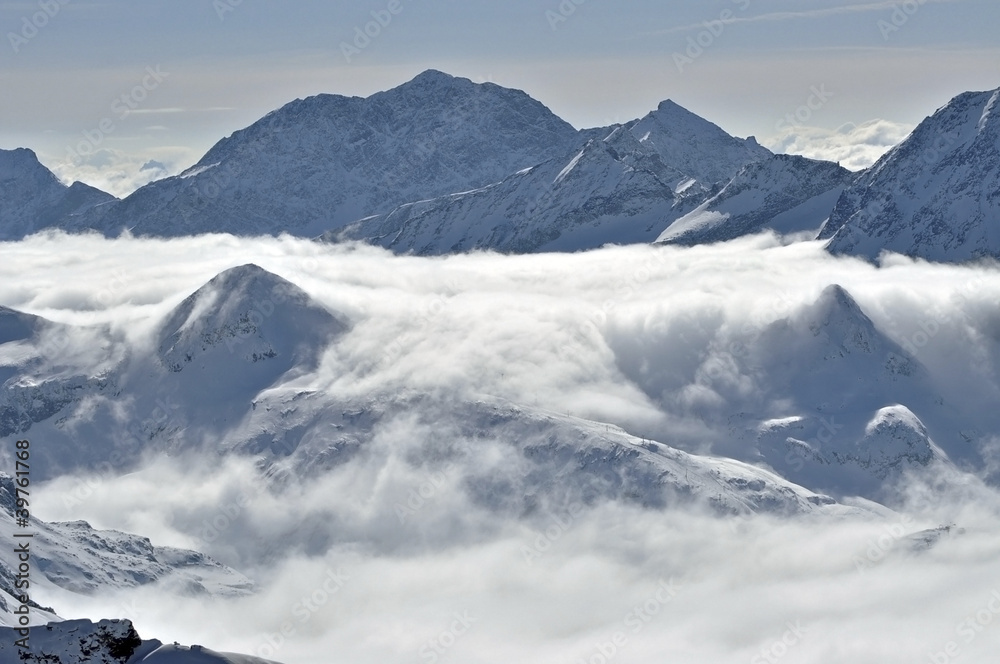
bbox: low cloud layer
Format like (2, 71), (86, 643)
(1, 232), (998, 663)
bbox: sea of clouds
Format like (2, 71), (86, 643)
(1, 231), (999, 664)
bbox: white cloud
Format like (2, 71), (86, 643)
(653, 0), (963, 35)
(45, 146), (200, 199)
(765, 119), (914, 171)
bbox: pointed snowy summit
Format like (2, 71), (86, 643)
(157, 264), (344, 373)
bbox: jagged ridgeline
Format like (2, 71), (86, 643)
(3, 71), (998, 262)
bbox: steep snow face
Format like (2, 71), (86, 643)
(0, 149), (115, 240)
(629, 100), (772, 186)
(754, 405), (946, 499)
(821, 87), (1000, 262)
(735, 285), (954, 497)
(854, 405), (943, 476)
(335, 129), (703, 255)
(86, 70), (581, 238)
(657, 154), (853, 245)
(145, 265), (346, 439)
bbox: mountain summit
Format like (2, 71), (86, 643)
(85, 70), (581, 238)
(820, 87), (1000, 262)
(0, 148), (114, 240)
(630, 99), (771, 185)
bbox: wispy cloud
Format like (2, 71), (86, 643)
(651, 0), (962, 36)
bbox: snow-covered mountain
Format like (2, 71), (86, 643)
(657, 154), (853, 246)
(821, 87), (1000, 262)
(731, 284), (965, 498)
(334, 127), (700, 254)
(81, 71), (778, 247)
(0, 473), (253, 624)
(331, 96), (779, 254)
(0, 619), (281, 663)
(0, 265), (874, 520)
(0, 265), (346, 480)
(81, 70), (581, 238)
(0, 470), (269, 663)
(630, 99), (771, 186)
(0, 148), (115, 241)
(0, 72), (792, 253)
(2, 265), (990, 516)
(228, 390), (851, 521)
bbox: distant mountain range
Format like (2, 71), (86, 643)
(2, 71), (997, 262)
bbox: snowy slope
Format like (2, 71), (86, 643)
(334, 127), (702, 254)
(228, 390), (851, 520)
(335, 100), (776, 255)
(0, 619), (281, 664)
(821, 87), (1000, 262)
(0, 473), (253, 629)
(0, 307), (125, 479)
(0, 149), (116, 241)
(0, 266), (863, 520)
(82, 70), (581, 238)
(656, 154), (853, 245)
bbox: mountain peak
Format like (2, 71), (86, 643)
(808, 284), (874, 337)
(91, 71), (579, 239)
(157, 264), (343, 374)
(631, 99), (771, 185)
(409, 68), (463, 86)
(822, 85), (1000, 262)
(0, 147), (56, 183)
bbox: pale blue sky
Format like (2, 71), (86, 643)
(2, 0), (998, 195)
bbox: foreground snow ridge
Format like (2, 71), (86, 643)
(0, 619), (281, 663)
